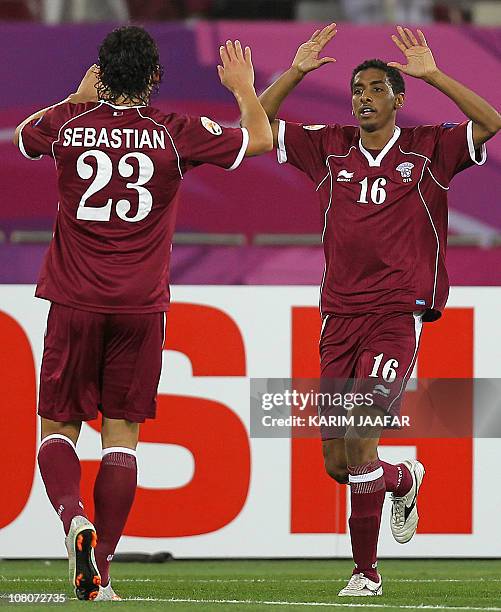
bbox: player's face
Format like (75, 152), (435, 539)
(351, 68), (403, 132)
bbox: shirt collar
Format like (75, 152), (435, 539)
(358, 126), (401, 167)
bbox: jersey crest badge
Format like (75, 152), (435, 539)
(337, 170), (354, 182)
(201, 116), (223, 136)
(396, 162), (414, 183)
(303, 124), (326, 130)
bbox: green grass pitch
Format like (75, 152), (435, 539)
(1, 559), (500, 611)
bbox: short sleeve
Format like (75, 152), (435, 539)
(173, 115), (249, 172)
(18, 106), (62, 160)
(433, 120), (487, 181)
(277, 120), (331, 181)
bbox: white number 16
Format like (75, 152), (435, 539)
(357, 177), (387, 205)
(369, 352), (399, 383)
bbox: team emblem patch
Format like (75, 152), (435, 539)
(303, 124), (326, 130)
(201, 116), (223, 136)
(396, 162), (414, 183)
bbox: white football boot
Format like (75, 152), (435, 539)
(390, 459), (426, 544)
(338, 573), (383, 596)
(93, 581), (122, 601)
(65, 516), (101, 600)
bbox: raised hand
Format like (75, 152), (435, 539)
(218, 40), (255, 94)
(388, 27), (438, 80)
(291, 23), (337, 76)
(68, 64), (100, 104)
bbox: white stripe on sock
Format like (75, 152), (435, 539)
(40, 434), (76, 452)
(102, 446), (136, 458)
(349, 467), (384, 483)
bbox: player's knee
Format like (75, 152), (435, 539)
(40, 418), (81, 446)
(344, 436), (374, 465)
(101, 418), (139, 449)
(324, 459), (349, 484)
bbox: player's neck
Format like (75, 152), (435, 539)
(114, 96), (146, 107)
(359, 123), (397, 151)
(101, 94), (148, 107)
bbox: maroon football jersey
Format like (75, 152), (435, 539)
(277, 119), (487, 321)
(19, 100), (249, 313)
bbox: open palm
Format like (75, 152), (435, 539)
(388, 27), (438, 80)
(292, 23), (337, 75)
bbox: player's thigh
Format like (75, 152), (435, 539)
(319, 315), (361, 441)
(38, 303), (105, 423)
(319, 315), (361, 379)
(356, 311), (424, 415)
(101, 312), (166, 423)
(101, 417), (139, 451)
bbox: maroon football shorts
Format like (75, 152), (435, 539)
(319, 310), (424, 440)
(38, 303), (166, 423)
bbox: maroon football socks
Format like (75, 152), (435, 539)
(380, 461), (413, 497)
(348, 459), (385, 583)
(93, 449), (137, 587)
(37, 435), (86, 535)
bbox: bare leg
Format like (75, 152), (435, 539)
(322, 438), (349, 484)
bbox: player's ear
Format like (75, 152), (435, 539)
(394, 92), (405, 110)
(151, 66), (162, 84)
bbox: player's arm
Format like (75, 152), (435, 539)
(217, 41), (273, 156)
(258, 24), (337, 146)
(389, 27), (501, 147)
(13, 65), (99, 147)
(13, 103), (61, 147)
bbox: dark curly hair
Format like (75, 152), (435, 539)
(351, 59), (405, 95)
(97, 26), (163, 105)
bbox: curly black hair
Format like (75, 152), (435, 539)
(351, 59), (405, 95)
(97, 26), (163, 105)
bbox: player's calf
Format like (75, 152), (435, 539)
(93, 445), (138, 587)
(324, 460), (349, 484)
(37, 432), (86, 535)
(322, 439), (349, 484)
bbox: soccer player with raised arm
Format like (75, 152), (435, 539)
(14, 26), (272, 601)
(259, 24), (500, 596)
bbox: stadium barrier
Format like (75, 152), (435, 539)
(1, 285), (500, 558)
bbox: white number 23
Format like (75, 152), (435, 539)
(76, 150), (154, 223)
